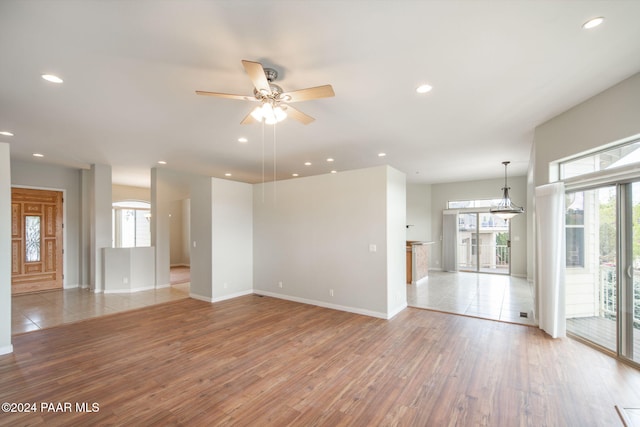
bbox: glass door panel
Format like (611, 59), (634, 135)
(627, 182), (640, 362)
(458, 213), (477, 271)
(565, 186), (617, 353)
(478, 213), (510, 275)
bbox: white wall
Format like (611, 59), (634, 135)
(386, 167), (407, 317)
(254, 165), (405, 319)
(151, 168), (191, 288)
(169, 199), (185, 265)
(112, 184), (150, 203)
(406, 183), (432, 242)
(211, 178), (253, 302)
(430, 176), (527, 277)
(11, 160), (83, 287)
(182, 199), (191, 265)
(89, 164), (112, 292)
(187, 174), (213, 300)
(533, 72), (640, 187)
(0, 143), (13, 354)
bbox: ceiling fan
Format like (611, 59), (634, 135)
(196, 60), (334, 125)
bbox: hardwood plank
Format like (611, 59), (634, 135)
(2, 296), (640, 426)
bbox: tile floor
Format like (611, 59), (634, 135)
(13, 270), (534, 336)
(12, 283), (190, 335)
(407, 270), (537, 326)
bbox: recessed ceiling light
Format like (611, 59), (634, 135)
(416, 84), (433, 94)
(33, 153), (44, 158)
(326, 158), (334, 162)
(238, 137), (248, 143)
(292, 173), (299, 177)
(225, 173), (232, 177)
(582, 17), (604, 29)
(157, 160), (167, 165)
(304, 162), (312, 166)
(0, 131), (14, 136)
(378, 152), (386, 157)
(330, 170), (337, 174)
(41, 74), (63, 83)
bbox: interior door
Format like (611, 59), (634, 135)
(11, 188), (63, 294)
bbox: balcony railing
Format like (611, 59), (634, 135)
(458, 244), (509, 269)
(599, 265), (640, 328)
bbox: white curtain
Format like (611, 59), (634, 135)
(535, 182), (566, 338)
(442, 210), (458, 272)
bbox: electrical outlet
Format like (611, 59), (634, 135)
(278, 281), (283, 288)
(123, 277), (129, 284)
(329, 289), (334, 297)
(224, 283), (228, 289)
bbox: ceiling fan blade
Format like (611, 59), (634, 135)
(242, 60), (272, 96)
(241, 107), (260, 125)
(285, 105), (315, 125)
(281, 85), (335, 102)
(195, 91), (257, 101)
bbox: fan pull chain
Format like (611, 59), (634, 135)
(261, 119), (265, 203)
(273, 122), (277, 203)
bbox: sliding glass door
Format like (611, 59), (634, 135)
(565, 186), (617, 352)
(457, 212), (510, 275)
(625, 182), (640, 362)
(566, 182), (640, 364)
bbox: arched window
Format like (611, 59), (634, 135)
(112, 200), (151, 248)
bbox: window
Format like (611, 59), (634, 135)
(565, 192), (585, 268)
(447, 199), (503, 209)
(112, 201), (151, 248)
(559, 137), (640, 180)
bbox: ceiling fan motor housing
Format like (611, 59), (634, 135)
(263, 67), (278, 82)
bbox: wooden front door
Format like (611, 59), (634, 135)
(11, 188), (63, 294)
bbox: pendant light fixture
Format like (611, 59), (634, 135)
(490, 161), (524, 219)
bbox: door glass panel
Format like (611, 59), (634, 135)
(478, 213), (509, 274)
(458, 213), (477, 271)
(25, 215), (41, 262)
(566, 186), (617, 352)
(630, 182), (640, 362)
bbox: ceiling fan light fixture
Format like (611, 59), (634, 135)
(274, 106), (287, 122)
(489, 161), (524, 220)
(250, 106), (264, 121)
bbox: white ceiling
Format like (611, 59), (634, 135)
(1, 1), (640, 187)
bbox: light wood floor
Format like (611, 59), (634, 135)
(1, 296), (639, 426)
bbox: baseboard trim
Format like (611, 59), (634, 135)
(0, 344), (14, 355)
(254, 290), (390, 319)
(104, 285), (156, 294)
(387, 303), (408, 319)
(189, 293), (213, 303)
(412, 276), (429, 286)
(212, 290), (253, 303)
